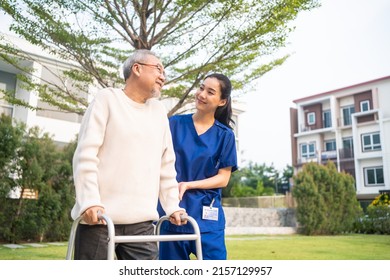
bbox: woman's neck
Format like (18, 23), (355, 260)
(192, 112), (215, 135)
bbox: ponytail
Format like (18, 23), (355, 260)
(205, 73), (235, 129)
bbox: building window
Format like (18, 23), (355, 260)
(323, 110), (332, 128)
(0, 70), (16, 117)
(364, 167), (384, 186)
(362, 132), (381, 152)
(307, 112), (315, 125)
(343, 137), (353, 149)
(0, 105), (13, 117)
(301, 143), (316, 158)
(342, 105), (355, 126)
(360, 100), (370, 112)
(341, 137), (354, 158)
(325, 139), (336, 151)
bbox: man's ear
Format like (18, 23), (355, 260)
(132, 64), (142, 77)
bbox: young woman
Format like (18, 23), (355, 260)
(158, 73), (238, 260)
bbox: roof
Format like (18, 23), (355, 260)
(0, 32), (79, 68)
(293, 75), (390, 104)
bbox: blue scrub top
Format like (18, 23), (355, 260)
(159, 114), (238, 233)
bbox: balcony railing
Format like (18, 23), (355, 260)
(300, 124), (312, 133)
(299, 124), (332, 133)
(321, 150), (337, 160)
(297, 156), (318, 165)
(339, 148), (354, 160)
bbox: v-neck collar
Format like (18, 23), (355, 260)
(189, 114), (215, 137)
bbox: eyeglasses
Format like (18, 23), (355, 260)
(136, 62), (165, 77)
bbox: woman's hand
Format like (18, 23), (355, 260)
(178, 181), (191, 200)
(177, 167), (232, 200)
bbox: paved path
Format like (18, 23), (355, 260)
(226, 226), (297, 235)
(2, 242), (66, 249)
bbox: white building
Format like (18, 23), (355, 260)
(0, 33), (83, 146)
(290, 76), (390, 204)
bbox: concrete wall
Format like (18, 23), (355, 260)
(223, 195), (296, 208)
(224, 207), (297, 235)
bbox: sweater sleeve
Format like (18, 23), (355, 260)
(71, 93), (108, 220)
(158, 116), (185, 217)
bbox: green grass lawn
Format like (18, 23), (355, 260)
(226, 234), (390, 260)
(0, 234), (389, 260)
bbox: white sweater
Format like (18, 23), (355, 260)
(71, 88), (183, 224)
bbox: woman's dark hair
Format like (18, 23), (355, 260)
(204, 73), (235, 129)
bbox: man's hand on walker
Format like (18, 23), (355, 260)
(82, 206), (106, 225)
(169, 210), (188, 226)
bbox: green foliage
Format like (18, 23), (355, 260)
(225, 162), (293, 197)
(354, 193), (390, 234)
(230, 180), (274, 197)
(0, 114), (76, 243)
(370, 193), (390, 207)
(1, 0), (320, 116)
(354, 206), (390, 235)
(292, 161), (363, 235)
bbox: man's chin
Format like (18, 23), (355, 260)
(152, 89), (161, 98)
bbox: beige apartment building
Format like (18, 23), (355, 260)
(290, 76), (390, 205)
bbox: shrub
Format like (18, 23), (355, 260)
(292, 161), (362, 235)
(354, 193), (390, 234)
(0, 115), (76, 243)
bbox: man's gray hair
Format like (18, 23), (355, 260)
(122, 49), (157, 81)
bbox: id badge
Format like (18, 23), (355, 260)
(202, 206), (219, 221)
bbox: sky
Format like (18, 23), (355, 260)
(237, 0), (390, 170)
(1, 1), (390, 171)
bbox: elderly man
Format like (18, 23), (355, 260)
(71, 49), (186, 260)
